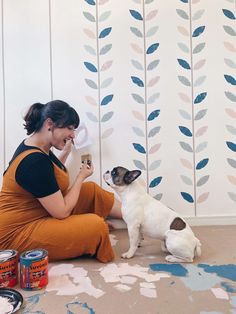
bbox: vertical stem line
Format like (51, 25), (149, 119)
(1, 0), (6, 169)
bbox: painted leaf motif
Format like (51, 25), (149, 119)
(132, 110), (145, 121)
(224, 42), (236, 52)
(132, 93), (145, 104)
(147, 60), (160, 71)
(179, 142), (193, 152)
(148, 110), (160, 121)
(84, 45), (96, 55)
(99, 11), (111, 22)
(196, 126), (208, 137)
(100, 60), (113, 71)
(101, 94), (113, 106)
(180, 158), (193, 169)
(180, 175), (193, 185)
(101, 77), (113, 88)
(181, 192), (194, 203)
(102, 128), (113, 139)
(228, 176), (236, 185)
(225, 91), (236, 102)
(195, 109), (207, 120)
(222, 9), (236, 19)
(154, 193), (163, 201)
(226, 125), (236, 135)
(86, 112), (98, 122)
(133, 0), (141, 2)
(225, 108), (236, 118)
(194, 59), (206, 70)
(133, 143), (146, 154)
(146, 43), (159, 54)
(180, 0), (188, 3)
(179, 126), (192, 137)
(131, 60), (143, 70)
(223, 25), (236, 36)
(131, 76), (144, 87)
(226, 141), (236, 152)
(146, 10), (158, 21)
(84, 62), (97, 72)
(193, 43), (206, 54)
(148, 126), (161, 137)
(224, 75), (236, 85)
(83, 12), (96, 22)
(148, 93), (160, 104)
(195, 142), (208, 153)
(149, 144), (161, 154)
(178, 76), (191, 86)
(149, 177), (162, 188)
(192, 26), (205, 37)
(130, 27), (143, 37)
(146, 26), (159, 37)
(129, 9), (143, 20)
(145, 0), (154, 3)
(85, 96), (97, 106)
(131, 43), (143, 54)
(197, 175), (210, 187)
(228, 192), (236, 202)
(179, 109), (191, 120)
(192, 9), (205, 20)
(100, 44), (112, 55)
(85, 0), (95, 4)
(224, 58), (236, 68)
(83, 28), (95, 39)
(177, 58), (191, 69)
(194, 92), (207, 104)
(132, 127), (145, 137)
(177, 26), (189, 36)
(85, 79), (98, 89)
(178, 43), (189, 53)
(99, 0), (109, 4)
(101, 111), (114, 122)
(194, 75), (206, 87)
(133, 160), (146, 170)
(148, 76), (160, 87)
(197, 192), (209, 203)
(196, 158), (209, 170)
(176, 9), (189, 20)
(99, 27), (112, 38)
(227, 158), (236, 168)
(149, 160), (161, 171)
(179, 92), (191, 103)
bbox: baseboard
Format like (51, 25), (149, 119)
(184, 215), (236, 226)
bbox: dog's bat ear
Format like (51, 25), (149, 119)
(124, 170), (141, 184)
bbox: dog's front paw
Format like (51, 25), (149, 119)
(121, 251), (134, 259)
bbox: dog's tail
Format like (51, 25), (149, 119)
(194, 238), (202, 257)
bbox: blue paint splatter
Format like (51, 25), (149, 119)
(221, 281), (236, 293)
(149, 263), (188, 277)
(65, 301), (95, 314)
(198, 264), (236, 282)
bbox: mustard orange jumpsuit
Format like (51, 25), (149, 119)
(0, 145), (114, 263)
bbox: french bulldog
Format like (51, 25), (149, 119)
(103, 166), (201, 263)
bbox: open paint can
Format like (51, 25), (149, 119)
(0, 250), (18, 288)
(20, 249), (48, 290)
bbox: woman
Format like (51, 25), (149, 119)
(0, 100), (122, 262)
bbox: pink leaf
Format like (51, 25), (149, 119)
(149, 143), (161, 154)
(195, 126), (208, 137)
(146, 10), (158, 21)
(148, 76), (160, 87)
(197, 192), (209, 203)
(194, 59), (206, 70)
(177, 26), (189, 36)
(132, 110), (145, 121)
(228, 176), (236, 186)
(180, 158), (193, 169)
(102, 128), (113, 139)
(83, 28), (95, 39)
(99, 0), (109, 4)
(225, 108), (236, 119)
(85, 96), (97, 106)
(224, 42), (236, 53)
(100, 60), (113, 71)
(192, 0), (200, 3)
(131, 43), (143, 54)
(178, 92), (191, 103)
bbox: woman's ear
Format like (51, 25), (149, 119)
(45, 118), (54, 131)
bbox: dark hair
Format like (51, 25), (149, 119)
(23, 100), (80, 135)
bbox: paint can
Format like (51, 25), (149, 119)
(20, 249), (48, 290)
(0, 250), (18, 288)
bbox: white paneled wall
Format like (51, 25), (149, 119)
(0, 0), (236, 224)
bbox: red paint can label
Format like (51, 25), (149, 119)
(0, 250), (18, 288)
(20, 249), (48, 290)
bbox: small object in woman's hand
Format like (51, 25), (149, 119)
(81, 154), (92, 168)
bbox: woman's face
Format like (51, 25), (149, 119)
(51, 125), (76, 150)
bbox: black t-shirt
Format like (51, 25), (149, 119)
(5, 141), (67, 198)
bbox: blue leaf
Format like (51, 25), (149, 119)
(148, 109), (160, 121)
(226, 141), (236, 152)
(179, 126), (192, 137)
(85, 0), (96, 4)
(181, 192), (194, 203)
(177, 58), (191, 69)
(129, 9), (143, 20)
(180, 0), (188, 2)
(101, 94), (113, 106)
(192, 26), (205, 37)
(133, 143), (146, 154)
(194, 92), (207, 104)
(131, 76), (144, 87)
(99, 27), (112, 38)
(146, 43), (159, 54)
(222, 9), (236, 20)
(84, 62), (97, 72)
(196, 158), (209, 170)
(224, 74), (236, 85)
(149, 177), (162, 188)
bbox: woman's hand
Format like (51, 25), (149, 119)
(77, 162), (94, 181)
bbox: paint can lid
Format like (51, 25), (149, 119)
(0, 250), (18, 262)
(0, 288), (23, 314)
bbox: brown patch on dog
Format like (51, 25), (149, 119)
(170, 217), (186, 230)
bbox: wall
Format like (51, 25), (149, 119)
(0, 0), (236, 224)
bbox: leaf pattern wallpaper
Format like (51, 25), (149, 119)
(0, 0), (236, 220)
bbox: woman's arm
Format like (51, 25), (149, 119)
(38, 163), (94, 219)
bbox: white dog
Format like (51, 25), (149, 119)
(103, 166), (201, 263)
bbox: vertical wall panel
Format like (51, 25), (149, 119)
(3, 0), (51, 162)
(0, 0), (4, 186)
